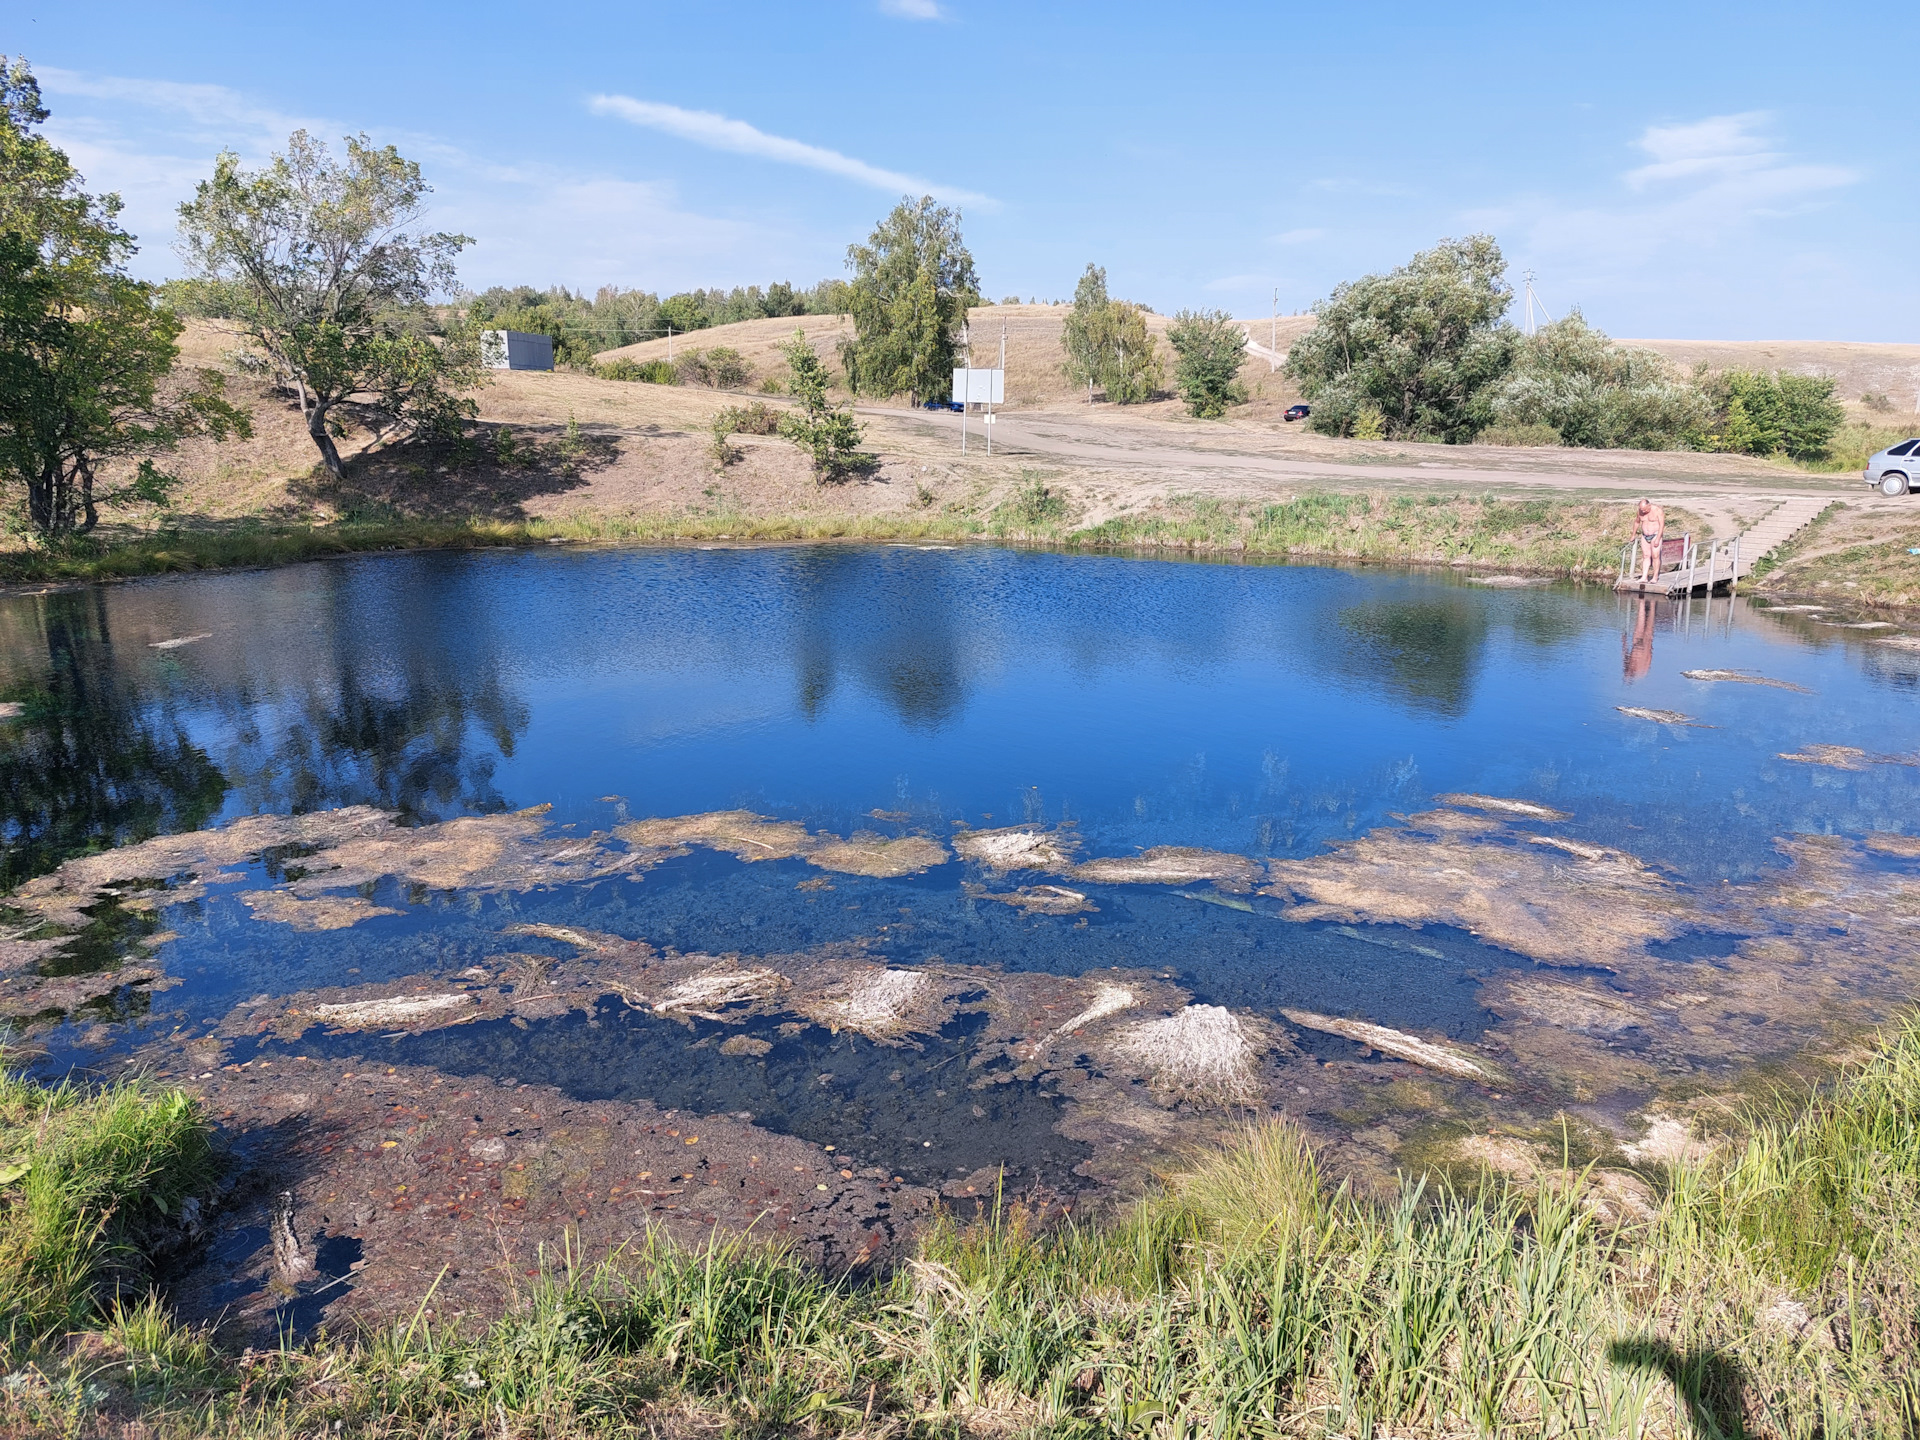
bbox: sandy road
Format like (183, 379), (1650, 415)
(863, 404), (1864, 505)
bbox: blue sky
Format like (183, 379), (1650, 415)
(16, 0), (1917, 339)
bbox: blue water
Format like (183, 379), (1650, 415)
(5, 543), (1919, 1183)
(5, 544), (1915, 892)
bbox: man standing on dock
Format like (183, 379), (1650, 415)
(1631, 498), (1666, 583)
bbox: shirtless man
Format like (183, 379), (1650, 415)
(1632, 498), (1666, 582)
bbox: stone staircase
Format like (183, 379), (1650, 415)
(1729, 496), (1831, 578)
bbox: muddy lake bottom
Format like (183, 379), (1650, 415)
(4, 542), (1920, 1330)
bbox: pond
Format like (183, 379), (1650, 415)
(4, 543), (1919, 1316)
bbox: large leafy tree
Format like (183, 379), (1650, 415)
(0, 58), (248, 539)
(177, 132), (479, 479)
(839, 196), (979, 404)
(1286, 235), (1515, 442)
(1061, 263), (1163, 405)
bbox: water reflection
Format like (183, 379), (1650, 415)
(1622, 597), (1658, 683)
(0, 590), (226, 889)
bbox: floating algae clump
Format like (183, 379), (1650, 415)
(1114, 1005), (1261, 1103)
(1617, 706), (1710, 726)
(1777, 744), (1917, 771)
(1046, 983), (1136, 1040)
(240, 892), (401, 931)
(807, 832), (949, 877)
(1430, 793), (1571, 822)
(1263, 807), (1686, 970)
(1073, 846), (1263, 890)
(1281, 1008), (1494, 1081)
(654, 966), (789, 1021)
(309, 993), (474, 1029)
(807, 967), (940, 1042)
(618, 811), (947, 876)
(952, 825), (1080, 873)
(1682, 668), (1814, 693)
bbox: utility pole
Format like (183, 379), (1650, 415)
(989, 321), (1005, 455)
(666, 325), (673, 360)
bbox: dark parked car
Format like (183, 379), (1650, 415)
(1283, 404), (1311, 422)
(922, 399), (964, 412)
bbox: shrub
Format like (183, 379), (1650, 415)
(1862, 390), (1893, 413)
(715, 401), (782, 436)
(1489, 313), (1706, 450)
(777, 330), (864, 480)
(1167, 308), (1248, 419)
(705, 346), (751, 389)
(1700, 369), (1845, 460)
(1479, 422), (1562, 447)
(674, 348), (712, 386)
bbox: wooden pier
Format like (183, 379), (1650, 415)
(1614, 497), (1828, 597)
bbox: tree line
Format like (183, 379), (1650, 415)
(1284, 235), (1847, 458)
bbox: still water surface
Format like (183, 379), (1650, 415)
(3, 544), (1916, 1183)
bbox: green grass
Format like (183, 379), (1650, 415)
(0, 1062), (220, 1350)
(1, 490), (1675, 591)
(6, 1017), (1920, 1435)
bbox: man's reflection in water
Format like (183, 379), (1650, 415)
(1622, 596), (1658, 683)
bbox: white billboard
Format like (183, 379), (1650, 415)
(952, 368), (1004, 405)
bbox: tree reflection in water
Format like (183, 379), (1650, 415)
(0, 590), (227, 889)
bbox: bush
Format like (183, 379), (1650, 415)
(1489, 313), (1705, 450)
(715, 401), (782, 437)
(705, 346), (751, 389)
(1478, 422), (1562, 447)
(674, 348), (711, 386)
(1700, 369), (1845, 460)
(1862, 390), (1893, 413)
(1167, 309), (1247, 419)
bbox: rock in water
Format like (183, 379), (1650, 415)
(270, 1190), (313, 1283)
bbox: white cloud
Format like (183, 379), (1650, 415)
(1273, 228), (1325, 245)
(588, 95), (989, 206)
(879, 0), (943, 16)
(31, 66), (840, 291)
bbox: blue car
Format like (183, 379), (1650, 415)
(922, 399), (964, 412)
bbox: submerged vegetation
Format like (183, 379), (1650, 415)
(1, 1018), (1917, 1434)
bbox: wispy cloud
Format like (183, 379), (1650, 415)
(31, 66), (836, 290)
(588, 95), (989, 206)
(879, 0), (943, 17)
(1623, 112), (1854, 205)
(1273, 228), (1325, 245)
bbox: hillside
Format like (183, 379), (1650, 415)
(597, 306), (1920, 423)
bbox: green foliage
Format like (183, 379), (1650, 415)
(777, 329), (864, 480)
(177, 131), (480, 479)
(1700, 368), (1846, 460)
(713, 400), (782, 437)
(0, 1062), (220, 1351)
(594, 356), (676, 384)
(1166, 308), (1247, 418)
(466, 281), (847, 368)
(1061, 263), (1164, 405)
(839, 196), (979, 402)
(1490, 311), (1707, 450)
(0, 60), (249, 539)
(996, 474), (1069, 530)
(705, 346), (750, 389)
(1287, 235), (1515, 441)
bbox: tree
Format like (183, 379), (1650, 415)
(1061, 264), (1164, 406)
(1285, 235), (1515, 442)
(840, 196), (979, 403)
(177, 131), (479, 479)
(1167, 309), (1247, 419)
(0, 58), (248, 539)
(778, 329), (864, 479)
(1061, 264), (1109, 402)
(1699, 369), (1843, 460)
(1489, 312), (1706, 450)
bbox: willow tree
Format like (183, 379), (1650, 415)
(177, 132), (479, 479)
(839, 196), (978, 404)
(0, 57), (247, 539)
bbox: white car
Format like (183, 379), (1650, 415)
(1865, 438), (1920, 496)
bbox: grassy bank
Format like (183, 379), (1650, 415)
(4, 1018), (1918, 1436)
(1, 489), (1660, 591)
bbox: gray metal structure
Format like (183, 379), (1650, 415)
(481, 330), (555, 371)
